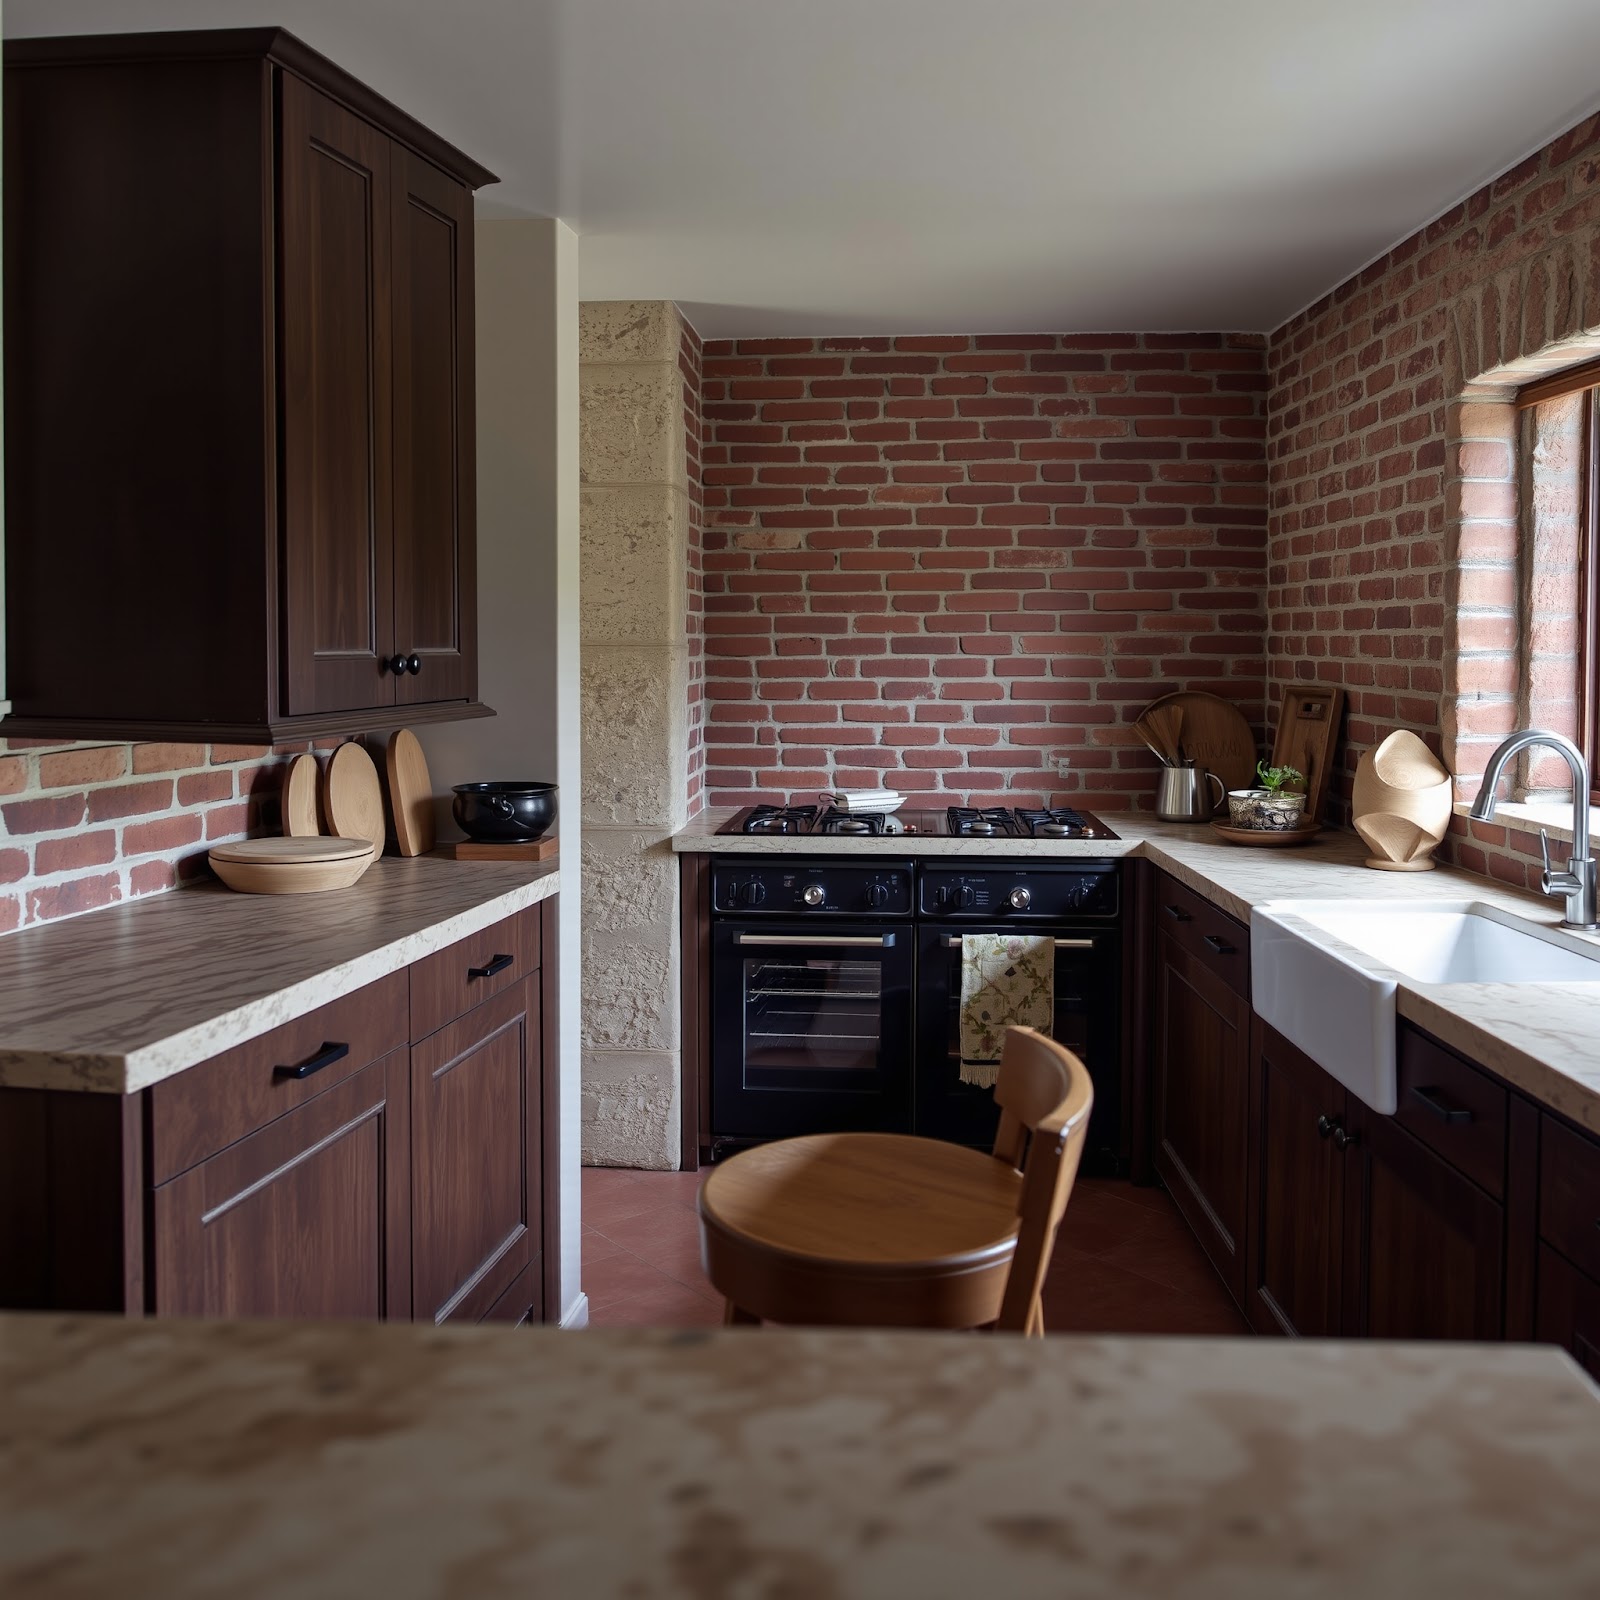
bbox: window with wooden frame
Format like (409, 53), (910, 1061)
(1515, 359), (1600, 804)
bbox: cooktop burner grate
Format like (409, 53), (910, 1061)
(739, 804), (819, 836)
(946, 806), (1021, 838)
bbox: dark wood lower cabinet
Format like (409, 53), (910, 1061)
(1246, 1021), (1346, 1338)
(411, 979), (541, 1325)
(1153, 931), (1250, 1303)
(0, 900), (555, 1327)
(152, 1051), (410, 1320)
(1343, 1102), (1506, 1340)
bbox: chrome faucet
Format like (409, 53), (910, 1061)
(1469, 729), (1598, 930)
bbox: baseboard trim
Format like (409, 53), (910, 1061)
(559, 1291), (590, 1330)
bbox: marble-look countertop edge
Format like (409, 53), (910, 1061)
(674, 810), (1600, 1131)
(0, 870), (559, 1095)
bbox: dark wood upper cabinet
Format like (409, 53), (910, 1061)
(3, 29), (496, 742)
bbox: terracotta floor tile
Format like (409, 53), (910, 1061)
(582, 1167), (1250, 1337)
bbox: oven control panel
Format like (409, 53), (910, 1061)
(712, 861), (914, 916)
(919, 864), (1119, 920)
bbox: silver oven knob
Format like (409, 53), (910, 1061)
(1008, 887), (1032, 911)
(802, 884), (825, 907)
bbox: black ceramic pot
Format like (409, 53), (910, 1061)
(452, 782), (558, 843)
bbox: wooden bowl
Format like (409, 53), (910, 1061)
(209, 835), (376, 894)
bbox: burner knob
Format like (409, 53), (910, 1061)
(738, 881), (766, 908)
(1008, 887), (1032, 911)
(955, 885), (976, 911)
(801, 884), (826, 908)
(864, 882), (890, 909)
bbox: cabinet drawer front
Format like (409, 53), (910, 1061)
(409, 908), (539, 1040)
(1154, 873), (1250, 998)
(150, 970), (408, 1182)
(1540, 1116), (1600, 1282)
(1394, 1027), (1508, 1200)
(151, 1051), (409, 1321)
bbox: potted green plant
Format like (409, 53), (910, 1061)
(1227, 762), (1307, 830)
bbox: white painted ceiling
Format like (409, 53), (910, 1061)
(10, 0), (1600, 336)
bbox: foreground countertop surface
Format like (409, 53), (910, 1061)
(676, 808), (1600, 1134)
(3, 1314), (1597, 1600)
(0, 857), (559, 1094)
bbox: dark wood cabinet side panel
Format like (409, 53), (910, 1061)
(152, 1052), (407, 1320)
(540, 895), (560, 1323)
(410, 981), (536, 1324)
(1505, 1095), (1541, 1342)
(391, 145), (477, 706)
(681, 855), (709, 1171)
(1125, 858), (1155, 1187)
(278, 71), (395, 716)
(4, 56), (272, 727)
(1247, 1020), (1346, 1338)
(1535, 1243), (1600, 1382)
(0, 1088), (144, 1313)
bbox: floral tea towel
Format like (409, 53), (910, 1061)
(957, 934), (1056, 1088)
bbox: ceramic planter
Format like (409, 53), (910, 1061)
(1226, 788), (1306, 830)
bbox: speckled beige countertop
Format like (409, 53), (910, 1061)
(0, 857), (559, 1095)
(2, 1314), (1597, 1599)
(675, 809), (1600, 1134)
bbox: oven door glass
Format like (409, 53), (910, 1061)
(914, 925), (1122, 1168)
(711, 923), (914, 1141)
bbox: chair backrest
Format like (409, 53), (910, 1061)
(989, 1025), (1094, 1334)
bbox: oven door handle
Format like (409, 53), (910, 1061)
(944, 936), (1097, 950)
(736, 933), (897, 948)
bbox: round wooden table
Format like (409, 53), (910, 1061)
(698, 1133), (1024, 1328)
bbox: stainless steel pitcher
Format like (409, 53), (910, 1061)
(1155, 763), (1225, 822)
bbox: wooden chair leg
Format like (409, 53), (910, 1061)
(1026, 1300), (1044, 1338)
(724, 1300), (759, 1326)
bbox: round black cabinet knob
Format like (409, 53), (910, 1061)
(1008, 887), (1032, 911)
(406, 654), (422, 675)
(385, 653), (409, 675)
(802, 884), (825, 908)
(865, 883), (890, 909)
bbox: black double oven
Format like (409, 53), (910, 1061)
(708, 807), (1124, 1173)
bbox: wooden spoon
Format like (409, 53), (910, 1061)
(1147, 704), (1186, 766)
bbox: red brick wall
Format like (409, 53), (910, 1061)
(0, 739), (306, 931)
(1267, 110), (1600, 889)
(701, 333), (1269, 810)
(681, 316), (707, 814)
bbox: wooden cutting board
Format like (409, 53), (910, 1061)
(281, 752), (322, 838)
(1269, 685), (1345, 826)
(385, 729), (435, 857)
(1141, 692), (1257, 794)
(323, 742), (386, 850)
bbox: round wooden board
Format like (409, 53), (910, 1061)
(324, 742), (386, 850)
(1143, 691), (1257, 793)
(210, 835), (374, 865)
(281, 752), (322, 837)
(1209, 821), (1323, 848)
(385, 729), (435, 858)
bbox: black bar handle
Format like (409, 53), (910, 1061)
(1163, 903), (1192, 922)
(273, 1040), (350, 1081)
(1411, 1084), (1472, 1125)
(469, 952), (515, 981)
(1203, 933), (1236, 955)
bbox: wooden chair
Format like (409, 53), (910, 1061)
(697, 1026), (1093, 1335)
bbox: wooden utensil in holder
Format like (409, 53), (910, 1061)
(1352, 730), (1454, 871)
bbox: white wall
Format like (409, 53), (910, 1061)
(419, 217), (584, 1325)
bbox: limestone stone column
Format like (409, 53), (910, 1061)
(579, 302), (691, 1168)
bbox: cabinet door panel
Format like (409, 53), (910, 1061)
(1535, 1243), (1600, 1383)
(1153, 933), (1250, 1302)
(152, 1052), (409, 1320)
(1346, 1108), (1505, 1340)
(411, 980), (540, 1324)
(1248, 1021), (1345, 1337)
(279, 74), (395, 715)
(390, 146), (476, 705)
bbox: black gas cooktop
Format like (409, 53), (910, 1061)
(720, 803), (1116, 841)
